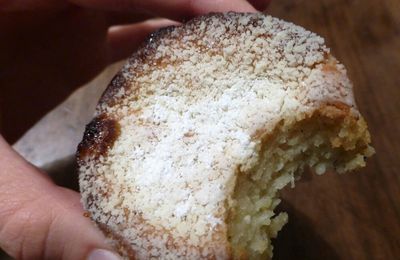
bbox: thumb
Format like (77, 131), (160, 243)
(0, 136), (119, 260)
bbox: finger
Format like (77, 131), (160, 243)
(70, 0), (258, 21)
(0, 136), (117, 260)
(248, 0), (272, 11)
(0, 0), (68, 11)
(107, 19), (179, 62)
(107, 11), (153, 26)
(1, 0), (260, 15)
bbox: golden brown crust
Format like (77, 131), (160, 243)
(95, 211), (229, 259)
(77, 114), (120, 163)
(99, 72), (130, 108)
(96, 12), (319, 114)
(97, 223), (137, 260)
(97, 25), (179, 111)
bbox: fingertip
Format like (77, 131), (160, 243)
(0, 0), (66, 11)
(248, 0), (272, 11)
(87, 249), (122, 260)
(188, 0), (258, 14)
(71, 0), (259, 22)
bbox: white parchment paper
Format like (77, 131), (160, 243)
(13, 61), (125, 173)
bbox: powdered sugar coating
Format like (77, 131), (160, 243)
(78, 12), (355, 259)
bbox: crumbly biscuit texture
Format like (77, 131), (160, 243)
(78, 12), (372, 259)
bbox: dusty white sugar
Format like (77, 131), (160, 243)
(79, 12), (356, 258)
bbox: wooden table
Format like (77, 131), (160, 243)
(268, 0), (400, 259)
(1, 0), (399, 259)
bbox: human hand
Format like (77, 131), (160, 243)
(0, 1), (270, 259)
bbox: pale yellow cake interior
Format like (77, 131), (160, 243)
(227, 107), (373, 259)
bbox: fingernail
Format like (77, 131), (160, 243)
(87, 249), (121, 260)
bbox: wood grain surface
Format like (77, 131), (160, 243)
(267, 0), (400, 259)
(1, 0), (399, 259)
